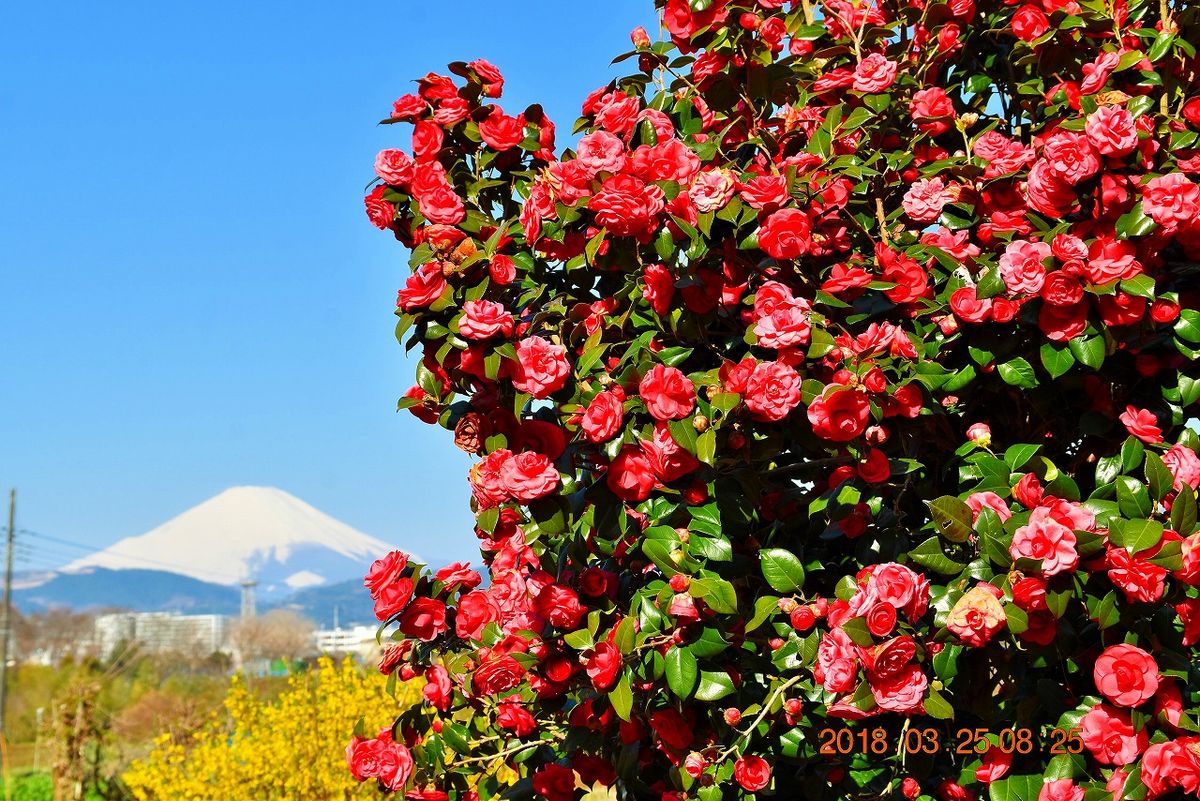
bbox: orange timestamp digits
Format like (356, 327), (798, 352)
(817, 726), (1085, 755)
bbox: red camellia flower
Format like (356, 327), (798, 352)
(757, 208), (812, 260)
(807, 388), (870, 442)
(638, 364), (695, 421)
(473, 654), (527, 696)
(582, 389), (625, 443)
(1120, 405), (1163, 443)
(733, 755), (771, 792)
(590, 174), (665, 239)
(365, 550), (409, 597)
(606, 446), (658, 502)
(496, 701), (537, 737)
(346, 731), (414, 791)
(585, 640), (622, 690)
(478, 107), (526, 151)
(398, 598), (447, 642)
(1094, 643), (1159, 707)
(365, 185), (395, 230)
(531, 764), (576, 801)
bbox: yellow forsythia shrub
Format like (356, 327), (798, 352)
(124, 657), (419, 801)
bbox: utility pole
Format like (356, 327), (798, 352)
(0, 488), (15, 736)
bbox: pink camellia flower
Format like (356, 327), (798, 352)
(499, 451), (560, 502)
(1038, 779), (1084, 801)
(754, 298), (812, 349)
(946, 584), (1006, 647)
(1093, 643), (1159, 707)
(575, 130), (627, 178)
(638, 364), (695, 422)
(689, 168), (737, 213)
(853, 53), (899, 93)
(458, 300), (514, 340)
(1142, 173), (1200, 230)
(1085, 106), (1138, 156)
(512, 336), (570, 398)
(1010, 506), (1078, 576)
(999, 239), (1051, 295)
(1080, 704), (1148, 765)
(966, 491), (1012, 522)
(902, 178), (951, 223)
(1164, 444), (1200, 492)
(1041, 132), (1099, 185)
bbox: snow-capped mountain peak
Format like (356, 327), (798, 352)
(63, 486), (403, 590)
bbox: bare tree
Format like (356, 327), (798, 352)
(228, 609), (314, 663)
(15, 608), (97, 665)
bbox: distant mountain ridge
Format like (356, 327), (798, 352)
(16, 487), (406, 625)
(58, 486), (404, 601)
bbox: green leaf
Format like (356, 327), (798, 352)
(609, 673), (633, 720)
(695, 670), (735, 701)
(690, 576), (738, 614)
(1111, 518), (1163, 553)
(760, 548), (806, 592)
(563, 628), (594, 651)
(1069, 336), (1106, 369)
(1004, 445), (1041, 471)
(998, 357), (1038, 388)
(1148, 31), (1175, 62)
(1145, 452), (1173, 502)
(1122, 273), (1156, 300)
(613, 616), (636, 655)
(666, 646), (699, 698)
(688, 627), (730, 658)
(908, 536), (966, 575)
(928, 496), (974, 543)
(746, 595), (780, 633)
(841, 617), (874, 647)
(1116, 476), (1153, 519)
(923, 688), (955, 720)
(1172, 484), (1198, 536)
(1040, 343), (1075, 378)
(1117, 205), (1159, 239)
(989, 774), (1047, 801)
(442, 723), (471, 754)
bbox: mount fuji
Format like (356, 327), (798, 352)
(15, 487), (410, 618)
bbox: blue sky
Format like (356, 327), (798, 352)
(1, 1), (656, 570)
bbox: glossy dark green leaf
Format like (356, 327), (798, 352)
(760, 548), (806, 592)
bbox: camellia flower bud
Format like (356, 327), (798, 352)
(966, 422), (991, 446)
(724, 707), (743, 725)
(630, 26), (651, 48)
(669, 573), (691, 592)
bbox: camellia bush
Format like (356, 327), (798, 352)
(352, 0), (1200, 798)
